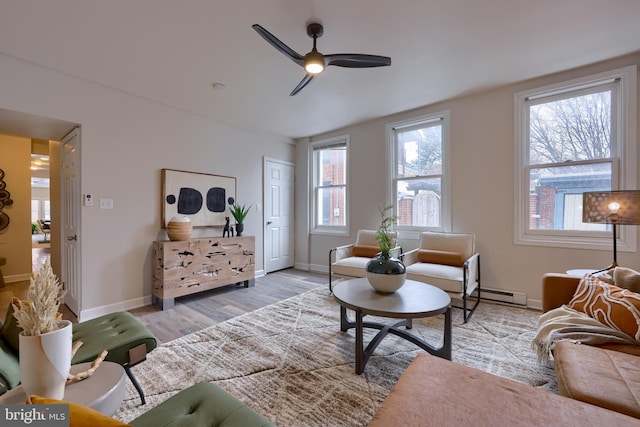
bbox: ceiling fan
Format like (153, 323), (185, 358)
(252, 22), (391, 96)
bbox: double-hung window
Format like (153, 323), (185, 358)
(310, 135), (349, 235)
(514, 66), (637, 250)
(387, 112), (450, 233)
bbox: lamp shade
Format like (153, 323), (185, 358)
(582, 191), (640, 225)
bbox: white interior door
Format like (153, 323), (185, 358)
(264, 158), (294, 273)
(61, 127), (81, 316)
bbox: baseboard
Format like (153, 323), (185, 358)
(79, 295), (152, 322)
(477, 287), (527, 306)
(4, 273), (32, 283)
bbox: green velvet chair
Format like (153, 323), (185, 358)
(0, 305), (157, 405)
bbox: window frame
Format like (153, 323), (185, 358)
(309, 135), (350, 236)
(514, 65), (637, 252)
(386, 111), (451, 238)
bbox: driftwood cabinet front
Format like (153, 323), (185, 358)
(152, 236), (255, 310)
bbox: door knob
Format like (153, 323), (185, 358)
(266, 221), (272, 225)
(67, 235), (77, 241)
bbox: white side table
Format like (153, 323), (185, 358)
(0, 361), (126, 415)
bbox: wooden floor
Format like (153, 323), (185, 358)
(1, 263), (329, 345)
(127, 268), (328, 343)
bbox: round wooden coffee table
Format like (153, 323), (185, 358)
(333, 278), (452, 374)
(0, 361), (126, 415)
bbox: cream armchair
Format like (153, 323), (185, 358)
(404, 231), (480, 322)
(329, 229), (400, 292)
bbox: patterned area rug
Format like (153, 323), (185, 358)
(115, 287), (556, 426)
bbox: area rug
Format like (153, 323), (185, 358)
(115, 287), (556, 426)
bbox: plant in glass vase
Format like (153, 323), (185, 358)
(366, 204), (406, 293)
(229, 203), (251, 237)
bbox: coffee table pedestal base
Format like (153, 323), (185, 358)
(340, 306), (452, 374)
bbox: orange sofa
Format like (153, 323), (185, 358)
(542, 273), (640, 419)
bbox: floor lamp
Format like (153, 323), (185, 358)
(582, 190), (640, 273)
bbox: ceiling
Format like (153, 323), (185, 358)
(1, 1), (640, 141)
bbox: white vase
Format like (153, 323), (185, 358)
(366, 254), (407, 293)
(19, 320), (72, 399)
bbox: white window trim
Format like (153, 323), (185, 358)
(513, 65), (637, 252)
(386, 111), (451, 241)
(309, 135), (350, 236)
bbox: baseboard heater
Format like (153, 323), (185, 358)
(476, 287), (527, 306)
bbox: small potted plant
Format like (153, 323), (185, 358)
(229, 204), (251, 236)
(366, 204), (406, 293)
(375, 204), (399, 258)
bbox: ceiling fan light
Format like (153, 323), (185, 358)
(304, 52), (324, 74)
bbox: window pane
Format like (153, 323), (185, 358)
(397, 124), (442, 178)
(529, 162), (611, 231)
(31, 200), (40, 222)
(529, 90), (611, 165)
(318, 147), (346, 185)
(44, 200), (51, 220)
(397, 178), (441, 227)
(316, 187), (345, 226)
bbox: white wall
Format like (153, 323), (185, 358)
(296, 52), (640, 308)
(0, 53), (294, 319)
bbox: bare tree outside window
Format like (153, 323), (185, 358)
(527, 87), (615, 232)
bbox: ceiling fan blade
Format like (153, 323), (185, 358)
(290, 74), (315, 96)
(325, 54), (391, 68)
(252, 24), (304, 66)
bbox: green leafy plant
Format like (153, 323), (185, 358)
(376, 204), (398, 257)
(229, 204), (251, 224)
(32, 222), (39, 234)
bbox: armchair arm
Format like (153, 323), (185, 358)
(542, 273), (581, 313)
(402, 248), (419, 266)
(329, 244), (355, 264)
(464, 253), (480, 289)
(390, 245), (403, 259)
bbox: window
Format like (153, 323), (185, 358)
(515, 66), (637, 250)
(387, 112), (450, 233)
(310, 136), (348, 235)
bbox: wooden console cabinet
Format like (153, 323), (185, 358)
(152, 236), (255, 310)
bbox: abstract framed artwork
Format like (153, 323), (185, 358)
(161, 169), (236, 228)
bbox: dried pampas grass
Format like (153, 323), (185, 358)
(12, 257), (66, 336)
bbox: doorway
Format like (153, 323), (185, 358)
(0, 108), (79, 308)
(263, 157), (295, 273)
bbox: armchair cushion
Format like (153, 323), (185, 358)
(355, 230), (381, 247)
(419, 232), (474, 260)
(417, 250), (465, 267)
(352, 245), (380, 258)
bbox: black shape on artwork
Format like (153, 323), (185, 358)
(206, 187), (226, 213)
(166, 194), (176, 204)
(227, 196), (235, 206)
(177, 187), (203, 215)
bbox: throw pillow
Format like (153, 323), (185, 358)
(568, 274), (640, 341)
(352, 245), (380, 258)
(614, 267), (640, 293)
(29, 395), (131, 427)
(417, 250), (464, 267)
(0, 298), (25, 352)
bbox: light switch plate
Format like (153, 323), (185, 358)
(99, 198), (114, 210)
